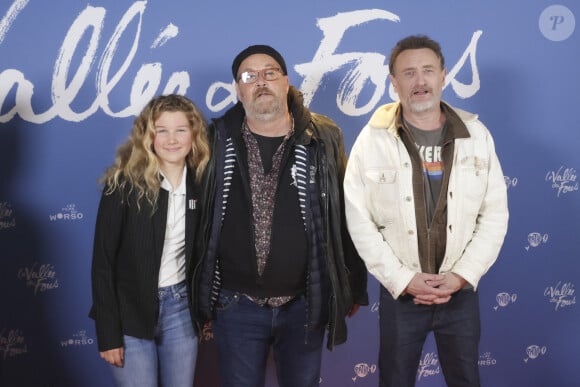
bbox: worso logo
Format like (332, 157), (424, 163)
(60, 330), (95, 347)
(478, 352), (497, 367)
(49, 203), (84, 222)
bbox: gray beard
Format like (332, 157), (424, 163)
(248, 99), (285, 121)
(409, 98), (437, 113)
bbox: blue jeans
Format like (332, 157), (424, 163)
(378, 286), (481, 387)
(110, 281), (198, 387)
(213, 289), (325, 387)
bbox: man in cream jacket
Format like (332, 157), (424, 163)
(344, 35), (508, 387)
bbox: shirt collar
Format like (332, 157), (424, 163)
(159, 165), (187, 194)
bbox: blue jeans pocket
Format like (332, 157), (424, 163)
(216, 289), (240, 311)
(176, 286), (188, 299)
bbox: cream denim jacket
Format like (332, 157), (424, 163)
(344, 102), (509, 299)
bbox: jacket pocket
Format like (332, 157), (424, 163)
(363, 168), (399, 223)
(365, 169), (396, 184)
(455, 156), (489, 214)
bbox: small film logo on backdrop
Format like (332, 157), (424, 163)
(417, 352), (441, 381)
(60, 330), (95, 347)
(544, 281), (576, 311)
(17, 262), (59, 295)
(0, 328), (28, 360)
(525, 232), (549, 251)
(478, 352), (497, 367)
(494, 292), (518, 311)
(524, 345), (547, 363)
(49, 203), (84, 222)
(504, 175), (518, 190)
(545, 166), (578, 197)
(0, 201), (16, 230)
(352, 362), (377, 382)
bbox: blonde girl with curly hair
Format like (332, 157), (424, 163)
(90, 94), (210, 387)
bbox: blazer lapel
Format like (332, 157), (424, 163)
(153, 189), (169, 263)
(185, 169), (197, 273)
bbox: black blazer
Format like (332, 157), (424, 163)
(89, 169), (201, 352)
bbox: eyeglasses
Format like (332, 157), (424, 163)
(237, 68), (284, 84)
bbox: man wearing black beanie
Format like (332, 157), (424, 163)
(231, 44), (288, 79)
(196, 44), (369, 387)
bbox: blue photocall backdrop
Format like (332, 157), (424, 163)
(1, 1), (578, 386)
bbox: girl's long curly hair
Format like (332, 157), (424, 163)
(100, 94), (210, 210)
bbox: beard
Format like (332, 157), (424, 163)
(408, 96), (438, 114)
(245, 88), (286, 121)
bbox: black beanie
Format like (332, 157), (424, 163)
(231, 44), (288, 79)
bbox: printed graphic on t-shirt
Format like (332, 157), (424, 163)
(417, 145), (443, 179)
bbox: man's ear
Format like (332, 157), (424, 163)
(389, 74), (398, 94)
